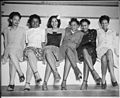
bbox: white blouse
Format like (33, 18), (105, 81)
(26, 27), (45, 48)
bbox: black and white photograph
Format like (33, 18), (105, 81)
(1, 0), (120, 97)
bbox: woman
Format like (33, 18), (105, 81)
(42, 15), (65, 90)
(76, 19), (101, 90)
(1, 12), (26, 91)
(97, 15), (118, 89)
(24, 14), (45, 91)
(61, 18), (83, 90)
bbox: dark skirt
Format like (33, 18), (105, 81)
(76, 45), (97, 65)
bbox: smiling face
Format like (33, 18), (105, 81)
(81, 21), (89, 32)
(31, 18), (40, 28)
(51, 18), (58, 28)
(71, 21), (79, 31)
(100, 19), (109, 31)
(10, 15), (20, 27)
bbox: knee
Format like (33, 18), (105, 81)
(44, 49), (52, 56)
(101, 55), (107, 63)
(27, 50), (34, 57)
(65, 47), (72, 55)
(106, 49), (113, 59)
(83, 48), (88, 57)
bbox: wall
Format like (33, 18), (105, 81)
(1, 1), (119, 86)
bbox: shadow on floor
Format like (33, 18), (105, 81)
(1, 84), (119, 96)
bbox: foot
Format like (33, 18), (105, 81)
(19, 74), (25, 82)
(96, 78), (102, 85)
(24, 82), (31, 91)
(42, 81), (48, 90)
(112, 81), (118, 87)
(7, 85), (15, 91)
(74, 66), (82, 80)
(61, 80), (67, 90)
(34, 71), (42, 83)
(54, 72), (61, 83)
(80, 80), (88, 90)
(101, 81), (107, 89)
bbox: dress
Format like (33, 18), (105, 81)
(96, 28), (119, 67)
(2, 26), (26, 62)
(59, 27), (84, 62)
(76, 29), (97, 65)
(23, 27), (45, 61)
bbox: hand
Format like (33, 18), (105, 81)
(1, 57), (7, 65)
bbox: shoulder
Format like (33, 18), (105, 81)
(58, 28), (65, 33)
(45, 28), (52, 33)
(2, 27), (10, 35)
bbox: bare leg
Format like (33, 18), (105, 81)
(61, 55), (71, 90)
(80, 62), (89, 90)
(106, 49), (117, 82)
(83, 48), (100, 80)
(24, 62), (33, 90)
(27, 50), (41, 82)
(44, 49), (57, 73)
(9, 59), (16, 85)
(65, 47), (82, 80)
(101, 54), (108, 84)
(9, 53), (23, 76)
(42, 64), (52, 90)
(44, 49), (60, 82)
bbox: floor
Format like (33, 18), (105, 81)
(1, 84), (119, 96)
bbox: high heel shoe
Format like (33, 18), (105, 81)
(19, 74), (25, 82)
(42, 81), (48, 90)
(96, 78), (102, 85)
(112, 81), (118, 87)
(101, 81), (107, 89)
(34, 71), (42, 83)
(53, 72), (61, 83)
(7, 84), (15, 91)
(74, 66), (82, 80)
(61, 80), (67, 90)
(80, 80), (88, 90)
(24, 82), (31, 91)
(91, 69), (101, 85)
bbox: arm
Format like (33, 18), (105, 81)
(60, 29), (65, 46)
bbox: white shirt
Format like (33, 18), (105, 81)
(26, 27), (45, 48)
(96, 28), (116, 51)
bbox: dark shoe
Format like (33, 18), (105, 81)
(74, 66), (82, 80)
(7, 85), (15, 91)
(34, 71), (42, 83)
(96, 78), (102, 85)
(80, 80), (88, 90)
(24, 82), (30, 91)
(42, 81), (48, 90)
(19, 74), (25, 82)
(61, 80), (67, 90)
(54, 72), (61, 83)
(101, 81), (107, 89)
(112, 81), (118, 87)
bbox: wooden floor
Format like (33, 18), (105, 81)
(1, 84), (119, 96)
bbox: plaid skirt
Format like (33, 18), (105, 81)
(23, 47), (44, 61)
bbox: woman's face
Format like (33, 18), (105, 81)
(71, 21), (79, 31)
(31, 18), (40, 28)
(81, 22), (89, 32)
(11, 15), (20, 27)
(101, 19), (109, 30)
(51, 18), (58, 28)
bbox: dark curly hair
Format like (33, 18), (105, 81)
(27, 14), (41, 28)
(79, 18), (90, 25)
(8, 12), (21, 26)
(47, 15), (61, 28)
(69, 18), (79, 25)
(99, 15), (110, 24)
